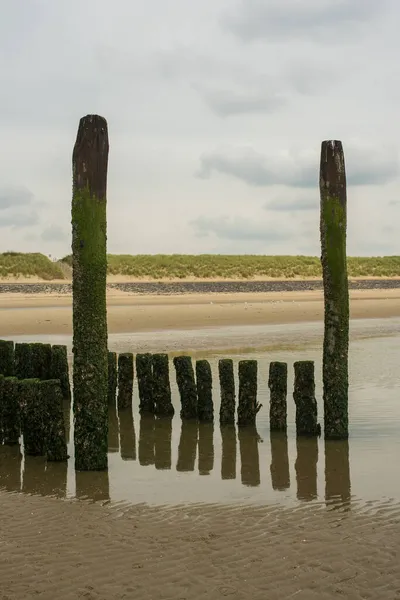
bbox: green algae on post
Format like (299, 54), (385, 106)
(268, 361), (288, 432)
(173, 355), (198, 420)
(14, 343), (34, 379)
(218, 358), (235, 426)
(196, 359), (213, 422)
(107, 351), (117, 406)
(117, 353), (134, 410)
(41, 379), (69, 462)
(152, 354), (174, 416)
(136, 353), (154, 413)
(293, 361), (320, 436)
(1, 377), (20, 445)
(50, 345), (71, 400)
(237, 360), (261, 427)
(320, 140), (349, 440)
(19, 378), (44, 454)
(72, 114), (109, 471)
(0, 340), (14, 377)
(30, 343), (52, 380)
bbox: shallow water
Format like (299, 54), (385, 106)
(1, 317), (400, 511)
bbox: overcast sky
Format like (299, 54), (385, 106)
(1, 0), (399, 257)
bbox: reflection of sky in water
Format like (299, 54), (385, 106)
(1, 317), (400, 510)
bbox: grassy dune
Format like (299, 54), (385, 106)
(2, 252), (400, 281)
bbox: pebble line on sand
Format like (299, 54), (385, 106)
(0, 279), (400, 296)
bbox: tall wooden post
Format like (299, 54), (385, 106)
(72, 115), (109, 471)
(320, 140), (349, 440)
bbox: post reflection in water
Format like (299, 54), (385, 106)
(43, 461), (68, 498)
(221, 425), (236, 480)
(63, 398), (71, 446)
(154, 417), (172, 470)
(325, 439), (351, 509)
(269, 431), (290, 491)
(0, 444), (22, 493)
(176, 420), (198, 472)
(138, 414), (155, 466)
(118, 407), (136, 461)
(198, 423), (214, 476)
(75, 470), (110, 502)
(295, 436), (318, 501)
(22, 455), (47, 496)
(238, 426), (261, 487)
(108, 402), (120, 454)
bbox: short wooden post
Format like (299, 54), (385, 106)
(51, 345), (71, 400)
(20, 378), (44, 455)
(31, 343), (52, 380)
(218, 359), (235, 425)
(107, 351), (118, 406)
(173, 356), (198, 419)
(14, 343), (34, 379)
(72, 114), (109, 471)
(268, 361), (287, 431)
(237, 360), (261, 427)
(117, 353), (134, 410)
(293, 361), (320, 436)
(1, 377), (20, 445)
(152, 354), (174, 416)
(320, 140), (349, 440)
(41, 379), (69, 462)
(136, 353), (154, 413)
(0, 340), (14, 376)
(196, 359), (213, 422)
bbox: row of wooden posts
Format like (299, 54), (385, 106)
(70, 118), (349, 471)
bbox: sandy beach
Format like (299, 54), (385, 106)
(0, 288), (400, 336)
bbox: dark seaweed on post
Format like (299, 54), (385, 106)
(218, 359), (235, 426)
(136, 353), (154, 413)
(268, 361), (287, 432)
(237, 360), (261, 427)
(173, 356), (198, 420)
(152, 354), (174, 416)
(196, 359), (213, 423)
(117, 353), (134, 410)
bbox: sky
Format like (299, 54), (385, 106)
(1, 0), (400, 257)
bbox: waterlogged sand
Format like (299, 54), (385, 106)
(1, 289), (400, 336)
(1, 491), (399, 600)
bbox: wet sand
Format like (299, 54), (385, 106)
(1, 289), (400, 336)
(1, 490), (399, 600)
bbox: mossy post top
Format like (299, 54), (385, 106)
(72, 115), (109, 199)
(319, 140), (346, 203)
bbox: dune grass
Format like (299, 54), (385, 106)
(58, 254), (400, 280)
(0, 252), (65, 280)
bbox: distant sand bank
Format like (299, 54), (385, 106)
(1, 289), (400, 336)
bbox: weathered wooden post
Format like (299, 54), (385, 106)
(72, 114), (109, 471)
(237, 360), (261, 427)
(31, 343), (52, 380)
(20, 378), (44, 454)
(320, 140), (349, 440)
(198, 422), (214, 475)
(117, 353), (134, 410)
(218, 359), (235, 425)
(238, 426), (261, 487)
(0, 340), (14, 376)
(1, 377), (20, 445)
(269, 431), (290, 491)
(154, 416), (172, 470)
(176, 420), (198, 472)
(221, 424), (237, 480)
(107, 351), (117, 406)
(51, 345), (71, 400)
(41, 379), (69, 462)
(295, 437), (318, 501)
(152, 354), (174, 416)
(136, 353), (154, 413)
(293, 361), (320, 436)
(118, 407), (136, 460)
(14, 343), (34, 379)
(196, 359), (213, 422)
(268, 361), (287, 431)
(173, 356), (198, 419)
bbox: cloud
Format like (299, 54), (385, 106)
(196, 87), (287, 117)
(0, 186), (34, 210)
(0, 210), (39, 229)
(265, 197), (317, 211)
(191, 215), (291, 242)
(41, 225), (69, 242)
(221, 0), (388, 43)
(198, 144), (400, 188)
